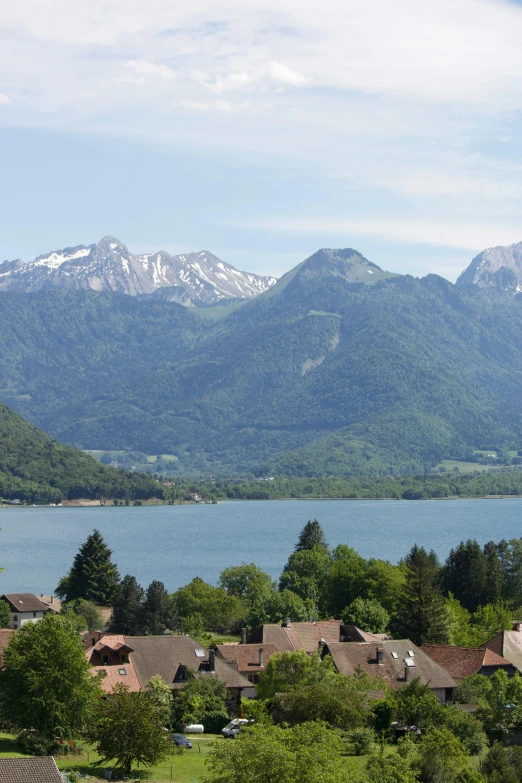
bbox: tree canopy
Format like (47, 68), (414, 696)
(56, 529), (120, 604)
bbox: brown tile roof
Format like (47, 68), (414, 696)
(215, 643), (279, 674)
(248, 621), (343, 652)
(0, 756), (62, 782)
(1, 593), (49, 613)
(326, 640), (455, 691)
(422, 644), (516, 679)
(125, 635), (252, 691)
(0, 629), (14, 667)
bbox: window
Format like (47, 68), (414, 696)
(33, 612), (37, 618)
(120, 654), (128, 664)
(391, 652), (398, 659)
(195, 649), (205, 658)
(118, 668), (127, 676)
(13, 615), (18, 621)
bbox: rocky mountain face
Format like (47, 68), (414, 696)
(0, 236), (277, 305)
(456, 241), (522, 293)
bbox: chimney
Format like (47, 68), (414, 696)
(241, 627), (247, 644)
(376, 648), (384, 665)
(259, 647), (264, 668)
(283, 618), (291, 628)
(50, 596), (54, 604)
(405, 664), (412, 683)
(209, 649), (216, 672)
(513, 622), (522, 633)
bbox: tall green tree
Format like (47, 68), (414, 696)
(247, 589), (315, 629)
(0, 599), (11, 628)
(172, 577), (245, 633)
(395, 545), (449, 646)
(142, 580), (177, 635)
(443, 540), (488, 612)
(56, 529), (120, 604)
(0, 613), (100, 743)
(109, 574), (145, 634)
(219, 563), (274, 606)
(342, 597), (389, 634)
(483, 541), (503, 606)
(295, 520), (329, 552)
(171, 675), (228, 731)
(279, 546), (331, 605)
(323, 545), (368, 616)
(87, 683), (170, 776)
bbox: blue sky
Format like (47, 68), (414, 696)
(2, 0), (522, 281)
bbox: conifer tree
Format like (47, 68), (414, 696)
(483, 541), (503, 606)
(295, 519), (328, 552)
(442, 539), (488, 612)
(142, 580), (177, 635)
(395, 545), (449, 646)
(56, 529), (120, 605)
(109, 575), (145, 635)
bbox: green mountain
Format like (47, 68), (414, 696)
(0, 402), (163, 502)
(0, 246), (522, 476)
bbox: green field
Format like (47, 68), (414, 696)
(0, 732), (388, 782)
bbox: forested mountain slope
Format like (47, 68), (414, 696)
(0, 403), (163, 502)
(0, 247), (522, 476)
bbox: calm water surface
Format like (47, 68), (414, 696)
(1, 499), (521, 594)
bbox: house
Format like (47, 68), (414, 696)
(38, 595), (62, 613)
(323, 639), (456, 704)
(0, 593), (50, 630)
(422, 644), (517, 682)
(484, 622), (522, 674)
(247, 619), (354, 652)
(0, 629), (14, 667)
(0, 756), (63, 782)
(85, 633), (254, 711)
(215, 642), (279, 684)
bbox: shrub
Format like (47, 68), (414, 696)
(17, 731), (54, 756)
(347, 727), (376, 756)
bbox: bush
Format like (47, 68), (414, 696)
(17, 731), (54, 756)
(347, 727), (376, 756)
(201, 711), (230, 734)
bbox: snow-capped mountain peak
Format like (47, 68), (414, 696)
(0, 237), (277, 305)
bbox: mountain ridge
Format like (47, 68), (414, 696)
(0, 236), (276, 305)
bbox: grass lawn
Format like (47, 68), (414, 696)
(0, 732), (394, 782)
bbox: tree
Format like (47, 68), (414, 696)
(219, 563), (274, 606)
(483, 541), (503, 606)
(206, 721), (347, 783)
(443, 540), (488, 613)
(279, 547), (331, 605)
(441, 706), (487, 756)
(274, 673), (372, 729)
(147, 674), (173, 727)
(56, 529), (120, 604)
(395, 679), (443, 728)
(295, 520), (328, 552)
(109, 574), (145, 634)
(323, 544), (368, 616)
(247, 589), (315, 628)
(342, 597), (390, 634)
(171, 674), (228, 731)
(256, 649), (333, 700)
(415, 728), (471, 783)
(0, 599), (11, 628)
(395, 545), (449, 646)
(172, 577), (245, 632)
(142, 580), (177, 635)
(366, 753), (419, 783)
(0, 613), (100, 743)
(87, 683), (170, 776)
(61, 599), (104, 632)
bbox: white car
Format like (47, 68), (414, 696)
(221, 719), (253, 738)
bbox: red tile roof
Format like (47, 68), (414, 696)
(421, 644), (515, 679)
(215, 643), (279, 673)
(92, 661), (141, 693)
(248, 621), (343, 652)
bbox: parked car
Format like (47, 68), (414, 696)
(171, 733), (193, 748)
(221, 719), (253, 738)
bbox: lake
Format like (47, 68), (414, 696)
(1, 498), (521, 595)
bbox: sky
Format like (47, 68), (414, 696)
(2, 0), (522, 281)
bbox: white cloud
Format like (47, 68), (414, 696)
(0, 93), (11, 104)
(177, 99), (211, 111)
(267, 62), (306, 87)
(236, 216), (522, 253)
(115, 75), (146, 85)
(125, 60), (175, 81)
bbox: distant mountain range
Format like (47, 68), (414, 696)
(0, 236), (276, 305)
(0, 240), (521, 476)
